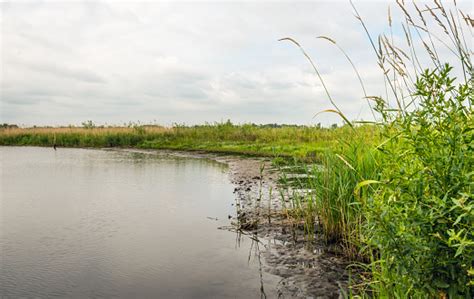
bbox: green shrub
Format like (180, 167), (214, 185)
(364, 65), (473, 297)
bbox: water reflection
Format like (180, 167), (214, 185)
(0, 147), (280, 298)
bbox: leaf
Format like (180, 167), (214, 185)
(335, 154), (356, 171)
(453, 213), (465, 226)
(353, 180), (381, 202)
(355, 180), (382, 191)
(468, 267), (474, 276)
(455, 245), (464, 257)
(353, 120), (382, 125)
(433, 279), (450, 289)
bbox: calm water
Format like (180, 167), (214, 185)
(0, 147), (279, 298)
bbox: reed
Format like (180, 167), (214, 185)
(281, 0), (473, 297)
(0, 126), (170, 148)
(1, 0), (472, 296)
(0, 123), (375, 160)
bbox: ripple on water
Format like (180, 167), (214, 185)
(0, 147), (281, 298)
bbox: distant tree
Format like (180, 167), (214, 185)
(1, 123), (19, 129)
(81, 120), (96, 129)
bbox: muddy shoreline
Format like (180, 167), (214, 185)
(115, 148), (351, 298)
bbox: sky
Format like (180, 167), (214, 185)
(1, 0), (472, 127)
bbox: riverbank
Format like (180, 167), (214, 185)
(116, 148), (351, 298)
(0, 125), (371, 297)
(221, 155), (351, 298)
(0, 124), (375, 161)
(5, 110), (471, 297)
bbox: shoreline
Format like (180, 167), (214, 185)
(115, 148), (350, 298)
(2, 145), (350, 298)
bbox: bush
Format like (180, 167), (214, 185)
(364, 65), (473, 297)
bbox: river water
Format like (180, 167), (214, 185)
(0, 147), (280, 298)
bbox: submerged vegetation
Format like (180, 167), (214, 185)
(1, 0), (473, 298)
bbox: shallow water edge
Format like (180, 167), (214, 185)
(116, 148), (351, 298)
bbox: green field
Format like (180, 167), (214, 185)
(0, 123), (375, 160)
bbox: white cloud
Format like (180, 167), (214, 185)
(0, 0), (471, 126)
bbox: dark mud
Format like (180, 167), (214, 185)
(219, 156), (351, 299)
(116, 149), (351, 299)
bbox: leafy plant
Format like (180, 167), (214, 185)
(364, 64), (473, 297)
(280, 0), (473, 297)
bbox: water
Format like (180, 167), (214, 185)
(0, 147), (279, 298)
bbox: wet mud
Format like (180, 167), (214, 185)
(116, 149), (351, 299)
(220, 156), (351, 299)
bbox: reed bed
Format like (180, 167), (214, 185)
(0, 123), (376, 160)
(0, 126), (170, 148)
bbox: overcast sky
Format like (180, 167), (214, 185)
(1, 1), (472, 127)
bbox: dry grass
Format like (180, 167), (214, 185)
(0, 126), (170, 136)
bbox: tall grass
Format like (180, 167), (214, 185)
(0, 126), (170, 148)
(0, 123), (374, 160)
(281, 0), (473, 296)
(1, 1), (472, 296)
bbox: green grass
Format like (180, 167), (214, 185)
(0, 123), (376, 161)
(2, 0), (472, 297)
(278, 1), (473, 297)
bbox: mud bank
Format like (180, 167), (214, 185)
(116, 149), (350, 299)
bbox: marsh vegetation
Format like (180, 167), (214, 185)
(1, 0), (473, 298)
(0, 123), (372, 160)
(277, 0), (473, 297)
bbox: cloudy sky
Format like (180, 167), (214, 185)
(1, 1), (471, 127)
